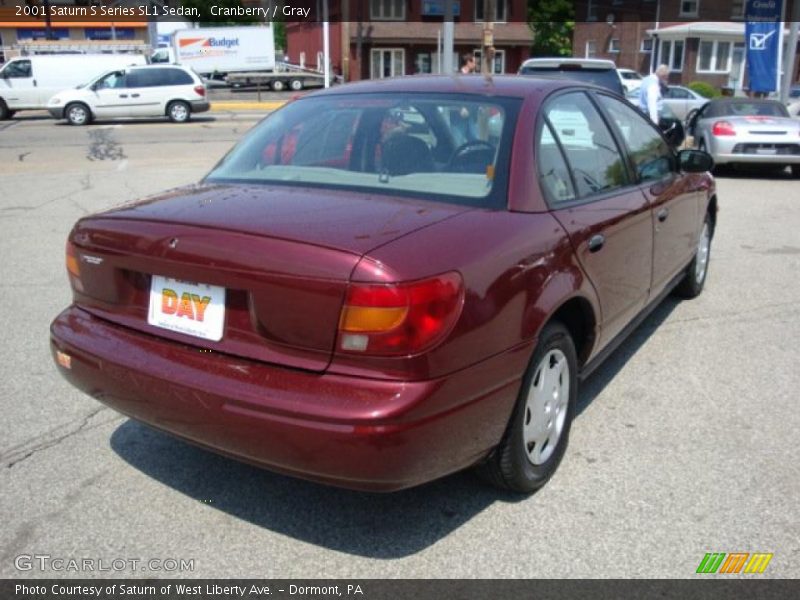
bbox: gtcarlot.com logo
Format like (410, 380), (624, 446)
(696, 552), (773, 574)
(14, 554), (195, 573)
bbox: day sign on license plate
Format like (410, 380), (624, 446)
(147, 275), (226, 341)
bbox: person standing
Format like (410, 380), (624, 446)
(638, 64), (670, 124)
(460, 53), (476, 74)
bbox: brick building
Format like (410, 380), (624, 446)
(572, 0), (800, 93)
(285, 0), (532, 82)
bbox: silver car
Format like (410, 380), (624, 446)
(689, 99), (800, 176)
(662, 85), (709, 122)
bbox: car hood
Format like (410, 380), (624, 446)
(93, 182), (473, 256)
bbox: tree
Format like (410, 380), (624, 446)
(528, 0), (575, 58)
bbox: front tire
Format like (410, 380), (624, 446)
(167, 100), (190, 123)
(65, 103), (91, 126)
(791, 164), (800, 179)
(289, 78), (304, 91)
(675, 215), (712, 298)
(0, 99), (11, 120)
(477, 322), (578, 493)
(271, 79), (286, 92)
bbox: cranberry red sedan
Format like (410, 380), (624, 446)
(50, 76), (717, 493)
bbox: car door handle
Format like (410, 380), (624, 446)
(588, 234), (605, 253)
(33, 79), (37, 87)
(131, 93), (140, 98)
(657, 208), (670, 222)
(119, 94), (128, 98)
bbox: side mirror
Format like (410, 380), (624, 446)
(678, 149), (714, 173)
(659, 117), (685, 148)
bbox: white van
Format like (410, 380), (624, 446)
(0, 54), (146, 119)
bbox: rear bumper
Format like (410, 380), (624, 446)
(50, 306), (527, 491)
(191, 100), (210, 113)
(712, 152), (800, 165)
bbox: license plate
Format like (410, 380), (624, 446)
(147, 275), (226, 341)
(756, 147), (777, 155)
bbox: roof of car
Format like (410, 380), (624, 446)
(307, 75), (580, 99)
(520, 58), (617, 69)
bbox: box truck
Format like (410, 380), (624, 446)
(152, 25), (324, 91)
(0, 54), (147, 119)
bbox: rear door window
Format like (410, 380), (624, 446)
(543, 92), (628, 198)
(597, 94), (674, 182)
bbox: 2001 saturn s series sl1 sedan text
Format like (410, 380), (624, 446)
(50, 76), (717, 493)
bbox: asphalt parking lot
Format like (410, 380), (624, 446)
(0, 112), (798, 579)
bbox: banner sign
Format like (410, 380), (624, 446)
(745, 0), (783, 93)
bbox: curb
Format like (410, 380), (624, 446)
(209, 101), (286, 112)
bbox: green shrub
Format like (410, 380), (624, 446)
(688, 81), (721, 99)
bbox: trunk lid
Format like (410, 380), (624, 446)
(70, 183), (469, 372)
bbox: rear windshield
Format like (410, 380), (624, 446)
(520, 66), (624, 95)
(206, 93), (521, 209)
(706, 101), (789, 118)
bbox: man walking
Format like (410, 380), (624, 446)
(638, 64), (670, 124)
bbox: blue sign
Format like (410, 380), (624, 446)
(421, 1), (461, 17)
(745, 0), (783, 93)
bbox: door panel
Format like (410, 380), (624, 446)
(596, 93), (699, 295)
(552, 191), (653, 347)
(641, 175), (700, 293)
(0, 59), (36, 108)
(91, 71), (131, 118)
(541, 91), (653, 348)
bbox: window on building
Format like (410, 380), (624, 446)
(16, 28), (69, 40)
(472, 49), (505, 74)
(680, 1), (699, 17)
(608, 39), (621, 53)
(731, 0), (745, 19)
(697, 40), (732, 73)
(475, 0), (508, 22)
(370, 48), (405, 79)
(585, 40), (597, 58)
(587, 0), (598, 22)
(640, 38), (653, 53)
(660, 40), (685, 72)
(415, 52), (432, 74)
(370, 0), (405, 20)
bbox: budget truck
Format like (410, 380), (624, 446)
(152, 25), (324, 92)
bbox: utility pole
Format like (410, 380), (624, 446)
(342, 2), (350, 82)
(780, 1), (799, 103)
(482, 0), (495, 76)
(42, 0), (54, 40)
(443, 0), (454, 74)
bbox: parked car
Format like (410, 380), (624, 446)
(688, 98), (800, 176)
(47, 65), (209, 125)
(618, 68), (643, 93)
(50, 76), (717, 493)
(519, 58), (626, 96)
(0, 54), (146, 120)
(524, 59), (684, 147)
(662, 85), (709, 122)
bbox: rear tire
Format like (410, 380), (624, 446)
(476, 322), (577, 493)
(791, 164), (800, 179)
(675, 214), (712, 298)
(289, 78), (304, 91)
(65, 102), (91, 126)
(271, 79), (286, 92)
(167, 100), (190, 123)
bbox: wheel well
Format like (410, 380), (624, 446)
(166, 99), (189, 115)
(65, 101), (91, 117)
(548, 297), (597, 367)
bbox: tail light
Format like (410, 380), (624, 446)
(193, 85), (206, 97)
(338, 272), (464, 356)
(66, 241), (80, 278)
(65, 241), (84, 292)
(712, 120), (736, 136)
